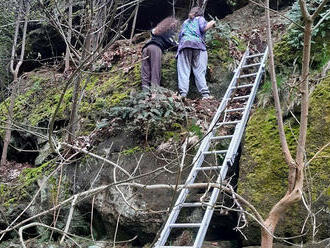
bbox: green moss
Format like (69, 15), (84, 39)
(306, 75), (330, 203)
(19, 160), (53, 186)
(161, 53), (177, 90)
(274, 34), (300, 67)
(0, 160), (56, 207)
(120, 146), (142, 155)
(188, 123), (203, 139)
(240, 76), (330, 240)
(274, 31), (330, 71)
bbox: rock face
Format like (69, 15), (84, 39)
(1, 2), (329, 247)
(238, 77), (330, 246)
(60, 117), (243, 245)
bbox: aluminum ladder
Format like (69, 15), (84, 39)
(154, 46), (269, 248)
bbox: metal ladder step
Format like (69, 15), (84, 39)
(195, 166), (222, 171)
(158, 246), (194, 248)
(225, 107), (245, 113)
(203, 150), (227, 155)
(180, 202), (204, 207)
(216, 120), (241, 126)
(154, 46), (269, 248)
(230, 95), (250, 100)
(246, 53), (264, 58)
(242, 62), (261, 68)
(169, 223), (201, 228)
(239, 72), (257, 78)
(231, 83), (254, 89)
(210, 135), (233, 140)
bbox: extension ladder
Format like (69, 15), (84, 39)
(154, 46), (269, 248)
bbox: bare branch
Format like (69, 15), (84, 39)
(19, 222), (83, 248)
(60, 195), (78, 244)
(249, 0), (304, 29)
(313, 9), (330, 30)
(305, 141), (330, 167)
(311, 0), (329, 20)
(299, 0), (312, 21)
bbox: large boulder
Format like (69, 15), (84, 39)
(238, 76), (330, 246)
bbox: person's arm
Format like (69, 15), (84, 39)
(165, 34), (178, 52)
(204, 20), (216, 32)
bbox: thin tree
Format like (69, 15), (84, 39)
(1, 0), (30, 166)
(38, 0), (138, 151)
(64, 0), (72, 73)
(262, 0), (329, 247)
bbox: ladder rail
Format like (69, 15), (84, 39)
(154, 47), (268, 248)
(194, 47), (269, 248)
(224, 46), (269, 167)
(154, 49), (251, 247)
(205, 49), (249, 133)
(154, 138), (212, 246)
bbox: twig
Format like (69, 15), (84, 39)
(19, 222), (82, 248)
(60, 195), (78, 244)
(90, 195), (96, 241)
(113, 212), (122, 248)
(61, 142), (131, 177)
(249, 0), (304, 29)
(305, 141), (330, 167)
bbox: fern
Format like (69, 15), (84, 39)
(105, 88), (191, 139)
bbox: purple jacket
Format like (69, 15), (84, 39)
(176, 16), (208, 57)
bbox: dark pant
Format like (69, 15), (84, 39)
(141, 44), (162, 90)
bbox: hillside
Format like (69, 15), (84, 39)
(0, 1), (329, 248)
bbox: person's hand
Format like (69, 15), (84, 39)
(205, 20), (216, 32)
(209, 20), (216, 27)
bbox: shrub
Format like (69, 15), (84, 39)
(104, 87), (191, 140)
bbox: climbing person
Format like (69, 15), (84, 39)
(141, 17), (179, 91)
(176, 7), (216, 99)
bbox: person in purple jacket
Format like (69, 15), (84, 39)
(177, 7), (216, 99)
(141, 17), (179, 91)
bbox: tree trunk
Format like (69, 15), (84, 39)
(1, 0), (29, 166)
(296, 19), (312, 166)
(130, 0), (140, 42)
(261, 0), (322, 246)
(1, 76), (18, 166)
(64, 0), (72, 72)
(67, 75), (81, 143)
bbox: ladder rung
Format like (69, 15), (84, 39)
(181, 202), (203, 207)
(154, 47), (269, 248)
(225, 107), (245, 113)
(210, 135), (233, 140)
(246, 53), (264, 58)
(217, 120), (241, 126)
(242, 62), (261, 68)
(230, 95), (250, 100)
(203, 150), (227, 155)
(239, 73), (257, 78)
(231, 83), (254, 89)
(169, 223), (201, 228)
(195, 166), (222, 171)
(158, 246), (195, 248)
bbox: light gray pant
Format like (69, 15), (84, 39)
(141, 44), (162, 90)
(177, 48), (210, 97)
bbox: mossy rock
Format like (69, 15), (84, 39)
(274, 25), (330, 72)
(0, 63), (142, 139)
(238, 75), (330, 245)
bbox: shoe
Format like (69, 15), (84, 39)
(202, 95), (213, 100)
(178, 93), (186, 101)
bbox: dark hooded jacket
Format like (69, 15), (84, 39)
(143, 30), (177, 52)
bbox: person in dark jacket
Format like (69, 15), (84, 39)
(141, 17), (179, 91)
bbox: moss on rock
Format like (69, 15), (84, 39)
(239, 76), (330, 244)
